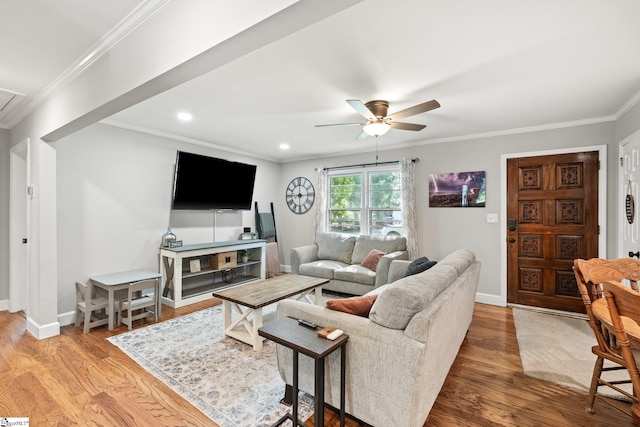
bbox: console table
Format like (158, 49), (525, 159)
(160, 240), (266, 308)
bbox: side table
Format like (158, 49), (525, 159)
(258, 316), (348, 427)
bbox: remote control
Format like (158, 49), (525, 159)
(298, 319), (318, 329)
(326, 329), (344, 340)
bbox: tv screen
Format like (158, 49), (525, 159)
(172, 151), (257, 210)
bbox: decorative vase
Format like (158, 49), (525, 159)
(241, 255), (249, 263)
(161, 227), (177, 247)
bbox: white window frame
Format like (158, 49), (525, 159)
(326, 165), (401, 235)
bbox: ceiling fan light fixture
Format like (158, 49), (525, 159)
(363, 121), (390, 137)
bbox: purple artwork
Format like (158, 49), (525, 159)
(429, 171), (486, 207)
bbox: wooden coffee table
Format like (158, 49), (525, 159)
(211, 274), (328, 350)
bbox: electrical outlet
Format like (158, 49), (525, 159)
(487, 213), (498, 223)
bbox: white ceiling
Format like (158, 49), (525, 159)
(4, 0), (640, 162)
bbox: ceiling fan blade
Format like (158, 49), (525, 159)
(388, 100), (440, 121)
(346, 99), (377, 121)
(315, 122), (363, 127)
(390, 122), (426, 131)
(356, 131), (369, 140)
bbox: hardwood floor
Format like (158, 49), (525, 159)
(1, 301), (639, 426)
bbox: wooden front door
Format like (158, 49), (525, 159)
(506, 151), (599, 312)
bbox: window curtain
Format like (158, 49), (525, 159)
(400, 158), (418, 259)
(314, 167), (328, 235)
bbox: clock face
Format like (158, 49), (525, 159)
(286, 177), (315, 214)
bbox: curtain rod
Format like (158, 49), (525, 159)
(319, 158), (419, 172)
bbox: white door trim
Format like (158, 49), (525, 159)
(9, 138), (31, 313)
(499, 145), (607, 307)
(618, 129), (640, 257)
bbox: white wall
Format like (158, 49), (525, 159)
(616, 101), (640, 143)
(53, 123), (281, 315)
(278, 122), (618, 302)
(0, 129), (10, 303)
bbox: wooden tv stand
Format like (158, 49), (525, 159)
(159, 240), (266, 308)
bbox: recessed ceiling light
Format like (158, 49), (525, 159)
(279, 143), (290, 150)
(177, 112), (193, 121)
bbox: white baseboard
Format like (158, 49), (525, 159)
(281, 264), (291, 273)
(475, 292), (505, 307)
(58, 310), (76, 327)
(0, 299), (8, 311)
(26, 316), (60, 340)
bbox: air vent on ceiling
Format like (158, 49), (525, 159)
(0, 88), (27, 123)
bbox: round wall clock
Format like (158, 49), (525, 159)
(286, 176), (315, 214)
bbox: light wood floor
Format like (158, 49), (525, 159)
(1, 301), (639, 426)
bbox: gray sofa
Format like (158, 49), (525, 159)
(289, 232), (408, 295)
(276, 249), (480, 427)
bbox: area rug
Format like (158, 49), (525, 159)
(107, 305), (313, 427)
(513, 306), (630, 399)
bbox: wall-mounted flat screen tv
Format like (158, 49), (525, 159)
(172, 151), (257, 210)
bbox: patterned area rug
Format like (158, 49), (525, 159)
(107, 305), (313, 427)
(513, 307), (630, 399)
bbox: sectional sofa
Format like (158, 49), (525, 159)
(276, 249), (481, 426)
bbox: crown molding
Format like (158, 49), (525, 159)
(615, 88), (640, 119)
(3, 0), (173, 129)
(100, 118), (281, 163)
(416, 115), (617, 146)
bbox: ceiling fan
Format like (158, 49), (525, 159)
(316, 99), (440, 139)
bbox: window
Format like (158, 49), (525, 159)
(327, 166), (402, 236)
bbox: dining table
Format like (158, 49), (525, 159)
(90, 269), (162, 331)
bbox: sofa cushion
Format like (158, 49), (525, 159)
(402, 257), (437, 277)
(369, 264), (458, 329)
(316, 232), (357, 264)
(326, 294), (378, 317)
(334, 264), (376, 286)
(438, 249), (476, 275)
(299, 260), (349, 280)
(351, 235), (407, 264)
(361, 249), (386, 271)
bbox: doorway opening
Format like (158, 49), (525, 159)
(9, 138), (30, 313)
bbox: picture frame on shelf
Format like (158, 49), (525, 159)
(189, 259), (201, 273)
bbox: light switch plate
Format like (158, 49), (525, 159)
(487, 213), (498, 223)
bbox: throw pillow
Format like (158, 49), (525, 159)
(402, 257), (437, 278)
(316, 232), (357, 264)
(361, 249), (386, 271)
(326, 294), (379, 317)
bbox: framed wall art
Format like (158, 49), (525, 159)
(429, 171), (486, 207)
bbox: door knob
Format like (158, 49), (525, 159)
(508, 238), (516, 243)
(630, 251), (640, 259)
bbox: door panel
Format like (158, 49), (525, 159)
(507, 152), (599, 312)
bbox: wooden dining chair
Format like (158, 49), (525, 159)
(118, 279), (158, 330)
(598, 279), (640, 418)
(75, 280), (109, 333)
(573, 258), (640, 417)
